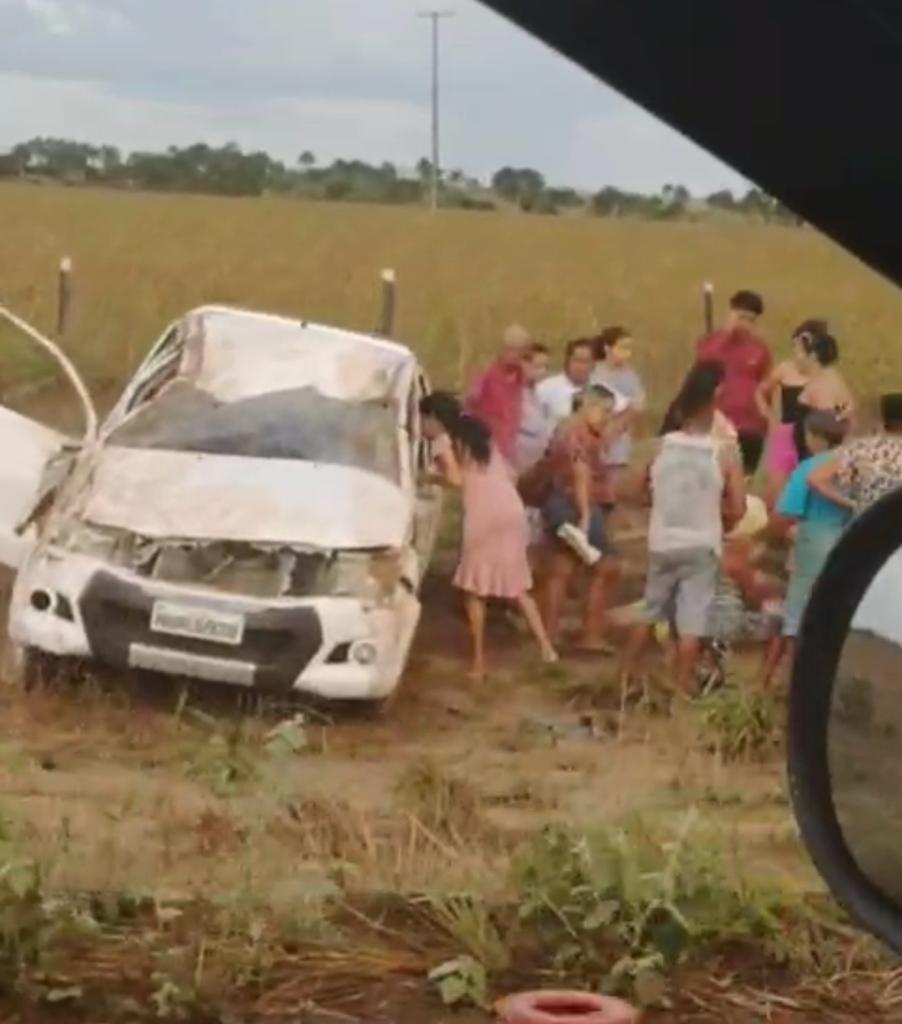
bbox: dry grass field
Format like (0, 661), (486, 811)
(0, 183), (901, 1022)
(2, 181), (902, 418)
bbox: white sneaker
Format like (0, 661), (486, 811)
(556, 523), (602, 566)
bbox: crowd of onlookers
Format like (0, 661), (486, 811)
(420, 288), (902, 695)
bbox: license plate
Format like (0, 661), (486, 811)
(150, 601), (245, 646)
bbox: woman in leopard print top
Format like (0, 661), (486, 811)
(809, 393), (902, 515)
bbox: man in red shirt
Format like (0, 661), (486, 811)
(697, 289), (772, 475)
(466, 324), (530, 465)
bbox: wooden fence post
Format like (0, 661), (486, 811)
(57, 256), (74, 340)
(703, 280), (714, 336)
(378, 268), (397, 338)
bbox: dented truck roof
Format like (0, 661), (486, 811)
(180, 306), (417, 404)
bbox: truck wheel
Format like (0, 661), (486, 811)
(361, 696), (391, 720)
(362, 678), (404, 719)
(7, 647), (56, 692)
(2, 643), (26, 688)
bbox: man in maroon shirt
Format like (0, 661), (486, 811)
(465, 324), (530, 465)
(697, 289), (772, 474)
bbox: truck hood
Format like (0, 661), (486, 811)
(80, 446), (411, 549)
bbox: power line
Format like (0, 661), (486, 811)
(418, 10), (454, 213)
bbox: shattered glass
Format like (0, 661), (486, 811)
(107, 382), (401, 482)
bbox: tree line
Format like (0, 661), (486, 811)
(0, 137), (802, 224)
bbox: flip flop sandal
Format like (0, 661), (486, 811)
(496, 990), (640, 1024)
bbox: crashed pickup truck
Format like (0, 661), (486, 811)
(0, 305), (443, 703)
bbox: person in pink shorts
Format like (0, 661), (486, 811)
(756, 320), (816, 504)
(420, 393), (558, 680)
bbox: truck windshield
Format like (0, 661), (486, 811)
(108, 382), (401, 483)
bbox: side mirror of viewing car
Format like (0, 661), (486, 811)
(790, 486), (902, 952)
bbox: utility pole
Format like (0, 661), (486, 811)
(418, 10), (454, 213)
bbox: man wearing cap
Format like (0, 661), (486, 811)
(465, 324), (530, 465)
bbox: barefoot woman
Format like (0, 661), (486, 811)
(420, 395), (557, 680)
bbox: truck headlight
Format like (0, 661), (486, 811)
(324, 552), (401, 603)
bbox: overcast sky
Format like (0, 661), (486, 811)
(0, 0), (749, 194)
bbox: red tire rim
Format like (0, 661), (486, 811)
(495, 990), (641, 1024)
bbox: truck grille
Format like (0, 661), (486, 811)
(79, 571), (323, 692)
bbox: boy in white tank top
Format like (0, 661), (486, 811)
(619, 363), (746, 697)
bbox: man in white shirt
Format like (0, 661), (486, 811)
(537, 338), (596, 424)
(538, 338), (628, 427)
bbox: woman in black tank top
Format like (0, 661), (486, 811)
(781, 384), (804, 425)
(793, 328), (854, 460)
(793, 399), (815, 460)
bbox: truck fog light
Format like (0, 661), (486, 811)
(350, 641), (378, 666)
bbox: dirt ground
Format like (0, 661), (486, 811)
(0, 528), (895, 1021)
(0, 567), (808, 900)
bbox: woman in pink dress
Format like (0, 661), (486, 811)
(421, 394), (558, 680)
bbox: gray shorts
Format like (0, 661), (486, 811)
(642, 547), (719, 638)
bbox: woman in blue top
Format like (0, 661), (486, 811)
(763, 409), (850, 686)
